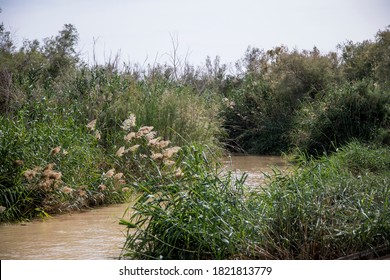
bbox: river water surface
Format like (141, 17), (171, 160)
(0, 155), (288, 260)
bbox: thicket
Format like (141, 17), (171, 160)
(120, 141), (390, 259)
(1, 22), (389, 156)
(221, 30), (390, 155)
(0, 22), (226, 221)
(0, 18), (389, 262)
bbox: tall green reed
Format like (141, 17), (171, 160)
(119, 144), (257, 259)
(119, 141), (390, 259)
(254, 141), (390, 259)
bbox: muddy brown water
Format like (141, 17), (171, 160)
(222, 154), (289, 187)
(0, 155), (288, 260)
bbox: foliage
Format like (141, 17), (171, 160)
(1, 19), (390, 252)
(0, 113), (129, 222)
(120, 141), (390, 259)
(221, 75), (293, 154)
(291, 81), (390, 155)
(339, 26), (390, 90)
(120, 144), (254, 259)
(256, 142), (390, 259)
(220, 45), (340, 154)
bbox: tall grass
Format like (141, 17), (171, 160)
(0, 112), (130, 222)
(256, 141), (390, 259)
(101, 80), (223, 150)
(120, 141), (390, 259)
(120, 144), (254, 259)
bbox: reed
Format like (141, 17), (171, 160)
(0, 112), (130, 222)
(120, 144), (254, 259)
(120, 141), (390, 259)
(252, 141), (390, 259)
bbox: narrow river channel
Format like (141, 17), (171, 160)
(0, 155), (288, 260)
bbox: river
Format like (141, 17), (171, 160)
(0, 155), (288, 260)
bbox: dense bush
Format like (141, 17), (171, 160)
(221, 75), (293, 154)
(291, 82), (390, 155)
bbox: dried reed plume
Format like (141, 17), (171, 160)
(163, 160), (175, 166)
(62, 186), (73, 194)
(24, 169), (37, 181)
(145, 131), (157, 141)
(128, 144), (140, 152)
(163, 146), (181, 158)
(151, 152), (164, 160)
(124, 132), (136, 142)
(116, 146), (126, 157)
(86, 119), (97, 131)
(50, 146), (61, 155)
(105, 168), (115, 178)
(148, 137), (162, 146)
(138, 126), (154, 134)
(158, 140), (170, 149)
(121, 114), (136, 130)
(174, 167), (184, 178)
(95, 130), (101, 140)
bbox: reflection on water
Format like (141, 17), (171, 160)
(0, 155), (287, 260)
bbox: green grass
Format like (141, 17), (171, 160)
(256, 142), (390, 259)
(120, 141), (390, 259)
(0, 112), (129, 222)
(119, 144), (254, 259)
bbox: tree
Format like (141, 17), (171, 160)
(43, 24), (79, 78)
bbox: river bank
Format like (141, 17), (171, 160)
(0, 155), (287, 260)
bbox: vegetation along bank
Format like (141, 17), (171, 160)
(0, 21), (389, 259)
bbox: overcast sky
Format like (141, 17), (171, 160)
(1, 0), (389, 66)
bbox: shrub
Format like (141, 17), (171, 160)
(291, 82), (390, 155)
(221, 76), (293, 154)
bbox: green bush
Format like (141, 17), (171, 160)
(291, 82), (390, 155)
(221, 75), (293, 154)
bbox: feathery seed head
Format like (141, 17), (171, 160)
(86, 119), (97, 131)
(121, 114), (136, 130)
(116, 146), (126, 157)
(124, 132), (136, 142)
(24, 169), (37, 181)
(51, 146), (61, 155)
(114, 172), (124, 180)
(105, 168), (115, 178)
(128, 144), (140, 152)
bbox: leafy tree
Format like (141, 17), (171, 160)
(43, 24), (79, 79)
(338, 26), (390, 89)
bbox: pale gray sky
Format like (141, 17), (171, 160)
(1, 0), (389, 66)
